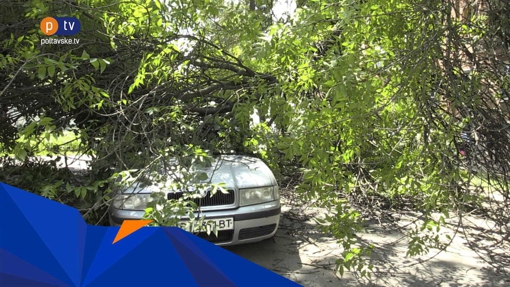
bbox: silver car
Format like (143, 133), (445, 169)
(108, 155), (281, 246)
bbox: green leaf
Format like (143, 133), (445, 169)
(81, 50), (90, 59)
(23, 121), (37, 136)
(15, 148), (27, 161)
(145, 107), (160, 115)
(39, 117), (53, 126)
(154, 0), (162, 9)
(37, 65), (46, 80)
(47, 65), (56, 77)
(210, 185), (218, 196)
(218, 185), (229, 194)
(127, 84), (135, 94)
(196, 172), (209, 181)
(99, 59), (107, 73)
(90, 58), (100, 70)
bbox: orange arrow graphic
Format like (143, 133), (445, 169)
(113, 219), (153, 244)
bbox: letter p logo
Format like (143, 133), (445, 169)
(40, 17), (59, 36)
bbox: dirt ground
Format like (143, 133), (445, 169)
(226, 189), (510, 287)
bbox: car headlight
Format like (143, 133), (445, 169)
(112, 193), (153, 210)
(240, 186), (277, 206)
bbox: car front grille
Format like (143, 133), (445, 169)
(196, 230), (234, 244)
(238, 224), (277, 240)
(167, 190), (235, 207)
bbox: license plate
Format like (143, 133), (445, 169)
(179, 217), (234, 233)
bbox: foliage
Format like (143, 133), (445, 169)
(2, 0), (510, 279)
(137, 149), (229, 236)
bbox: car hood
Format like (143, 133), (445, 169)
(122, 155), (276, 194)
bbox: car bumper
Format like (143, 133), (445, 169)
(109, 200), (281, 246)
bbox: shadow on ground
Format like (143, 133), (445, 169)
(224, 204), (510, 287)
(225, 207), (345, 287)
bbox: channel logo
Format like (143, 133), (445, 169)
(40, 16), (81, 36)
